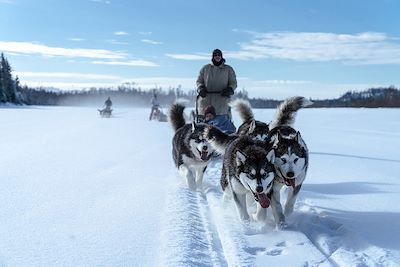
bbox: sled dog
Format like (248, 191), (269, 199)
(204, 125), (275, 222)
(268, 96), (312, 226)
(230, 99), (269, 141)
(98, 108), (112, 118)
(169, 103), (215, 190)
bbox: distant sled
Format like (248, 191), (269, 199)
(98, 108), (112, 118)
(150, 106), (168, 122)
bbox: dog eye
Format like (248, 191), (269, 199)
(281, 158), (287, 163)
(294, 158), (298, 163)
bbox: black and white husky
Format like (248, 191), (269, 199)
(268, 96), (312, 226)
(169, 103), (215, 190)
(204, 125), (276, 222)
(230, 99), (269, 141)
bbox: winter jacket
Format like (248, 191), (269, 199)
(196, 63), (237, 115)
(105, 99), (112, 108)
(150, 96), (159, 107)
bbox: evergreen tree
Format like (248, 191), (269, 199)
(1, 53), (17, 103)
(0, 54), (5, 102)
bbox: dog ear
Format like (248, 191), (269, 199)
(295, 131), (306, 148)
(236, 150), (247, 166)
(277, 130), (283, 142)
(266, 149), (275, 163)
(248, 120), (256, 134)
(191, 121), (196, 133)
(269, 134), (279, 148)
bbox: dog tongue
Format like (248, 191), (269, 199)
(201, 150), (208, 161)
(257, 193), (270, 208)
(286, 179), (296, 189)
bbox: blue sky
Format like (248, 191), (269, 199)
(1, 0), (400, 99)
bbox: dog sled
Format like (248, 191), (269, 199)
(150, 106), (168, 122)
(193, 92), (236, 134)
(98, 107), (112, 118)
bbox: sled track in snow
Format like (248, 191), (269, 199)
(161, 160), (399, 266)
(159, 179), (227, 266)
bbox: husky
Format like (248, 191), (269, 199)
(204, 125), (275, 222)
(98, 108), (112, 118)
(230, 99), (269, 141)
(268, 96), (312, 227)
(169, 103), (215, 190)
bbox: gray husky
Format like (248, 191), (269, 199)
(204, 125), (275, 222)
(230, 99), (269, 141)
(169, 103), (215, 190)
(268, 96), (312, 227)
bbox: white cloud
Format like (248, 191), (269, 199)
(165, 53), (209, 60)
(165, 31), (400, 65)
(90, 0), (111, 4)
(106, 39), (130, 45)
(139, 31), (152, 36)
(141, 39), (163, 45)
(0, 41), (126, 59)
(20, 81), (118, 90)
(232, 31), (400, 64)
(68, 38), (85, 42)
(114, 31), (129, 36)
(92, 60), (159, 67)
(16, 72), (120, 80)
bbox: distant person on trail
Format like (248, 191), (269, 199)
(196, 48), (237, 132)
(203, 105), (236, 134)
(149, 93), (160, 120)
(104, 97), (112, 111)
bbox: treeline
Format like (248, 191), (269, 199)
(311, 87), (400, 108)
(1, 52), (400, 108)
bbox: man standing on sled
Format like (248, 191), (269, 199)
(196, 48), (237, 133)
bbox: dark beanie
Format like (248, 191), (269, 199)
(212, 49), (223, 57)
(204, 105), (216, 116)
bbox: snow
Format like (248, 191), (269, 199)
(0, 105), (399, 266)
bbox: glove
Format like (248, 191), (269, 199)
(221, 87), (234, 97)
(198, 86), (207, 98)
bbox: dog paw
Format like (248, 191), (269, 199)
(275, 220), (288, 230)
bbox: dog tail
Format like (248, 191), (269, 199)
(203, 125), (237, 154)
(230, 99), (254, 122)
(270, 96), (313, 128)
(169, 102), (186, 131)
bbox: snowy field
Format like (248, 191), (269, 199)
(1, 105), (400, 267)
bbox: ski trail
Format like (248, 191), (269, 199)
(159, 176), (226, 267)
(204, 160), (329, 267)
(160, 161), (400, 267)
(204, 160), (258, 266)
(294, 202), (400, 267)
